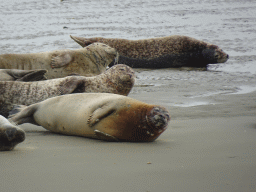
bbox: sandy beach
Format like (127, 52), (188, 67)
(1, 0), (256, 191)
(1, 91), (256, 192)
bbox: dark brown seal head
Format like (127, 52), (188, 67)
(0, 115), (25, 151)
(70, 35), (229, 68)
(146, 106), (170, 136)
(106, 103), (170, 142)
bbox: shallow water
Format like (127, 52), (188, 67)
(1, 0), (256, 106)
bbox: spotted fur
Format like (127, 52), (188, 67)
(0, 43), (117, 79)
(0, 64), (135, 117)
(71, 35), (229, 68)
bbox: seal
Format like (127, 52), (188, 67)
(0, 115), (25, 151)
(0, 64), (135, 117)
(0, 43), (118, 79)
(9, 93), (170, 142)
(70, 35), (229, 68)
(0, 69), (47, 81)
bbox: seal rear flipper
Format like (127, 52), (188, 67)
(50, 51), (72, 68)
(94, 130), (119, 142)
(15, 69), (47, 81)
(8, 104), (39, 125)
(70, 35), (95, 47)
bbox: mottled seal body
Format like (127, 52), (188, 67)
(0, 64), (135, 117)
(10, 93), (170, 142)
(0, 43), (117, 79)
(71, 35), (229, 68)
(0, 115), (25, 151)
(0, 69), (47, 81)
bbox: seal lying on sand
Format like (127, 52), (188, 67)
(0, 43), (118, 79)
(0, 115), (25, 151)
(70, 35), (229, 68)
(0, 69), (47, 81)
(9, 93), (170, 142)
(0, 64), (135, 117)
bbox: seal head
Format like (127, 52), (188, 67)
(140, 106), (170, 141)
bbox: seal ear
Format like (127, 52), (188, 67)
(14, 69), (47, 81)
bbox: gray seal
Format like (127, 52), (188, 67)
(0, 64), (135, 117)
(0, 43), (118, 79)
(70, 35), (229, 68)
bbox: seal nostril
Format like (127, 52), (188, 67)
(227, 54), (229, 59)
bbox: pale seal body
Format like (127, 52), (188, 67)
(0, 115), (25, 151)
(0, 69), (47, 81)
(71, 35), (229, 68)
(9, 93), (170, 142)
(0, 64), (135, 117)
(0, 43), (117, 79)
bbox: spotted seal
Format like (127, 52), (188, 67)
(0, 115), (25, 151)
(70, 35), (229, 68)
(0, 64), (135, 117)
(9, 93), (170, 142)
(0, 69), (47, 81)
(0, 43), (118, 79)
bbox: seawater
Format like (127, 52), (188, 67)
(1, 0), (256, 98)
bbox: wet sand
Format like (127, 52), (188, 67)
(1, 0), (256, 191)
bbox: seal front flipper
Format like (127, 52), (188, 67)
(8, 104), (39, 125)
(94, 130), (119, 142)
(50, 51), (72, 68)
(88, 103), (117, 127)
(15, 69), (47, 81)
(59, 77), (85, 94)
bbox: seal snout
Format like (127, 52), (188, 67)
(115, 64), (136, 84)
(146, 106), (170, 132)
